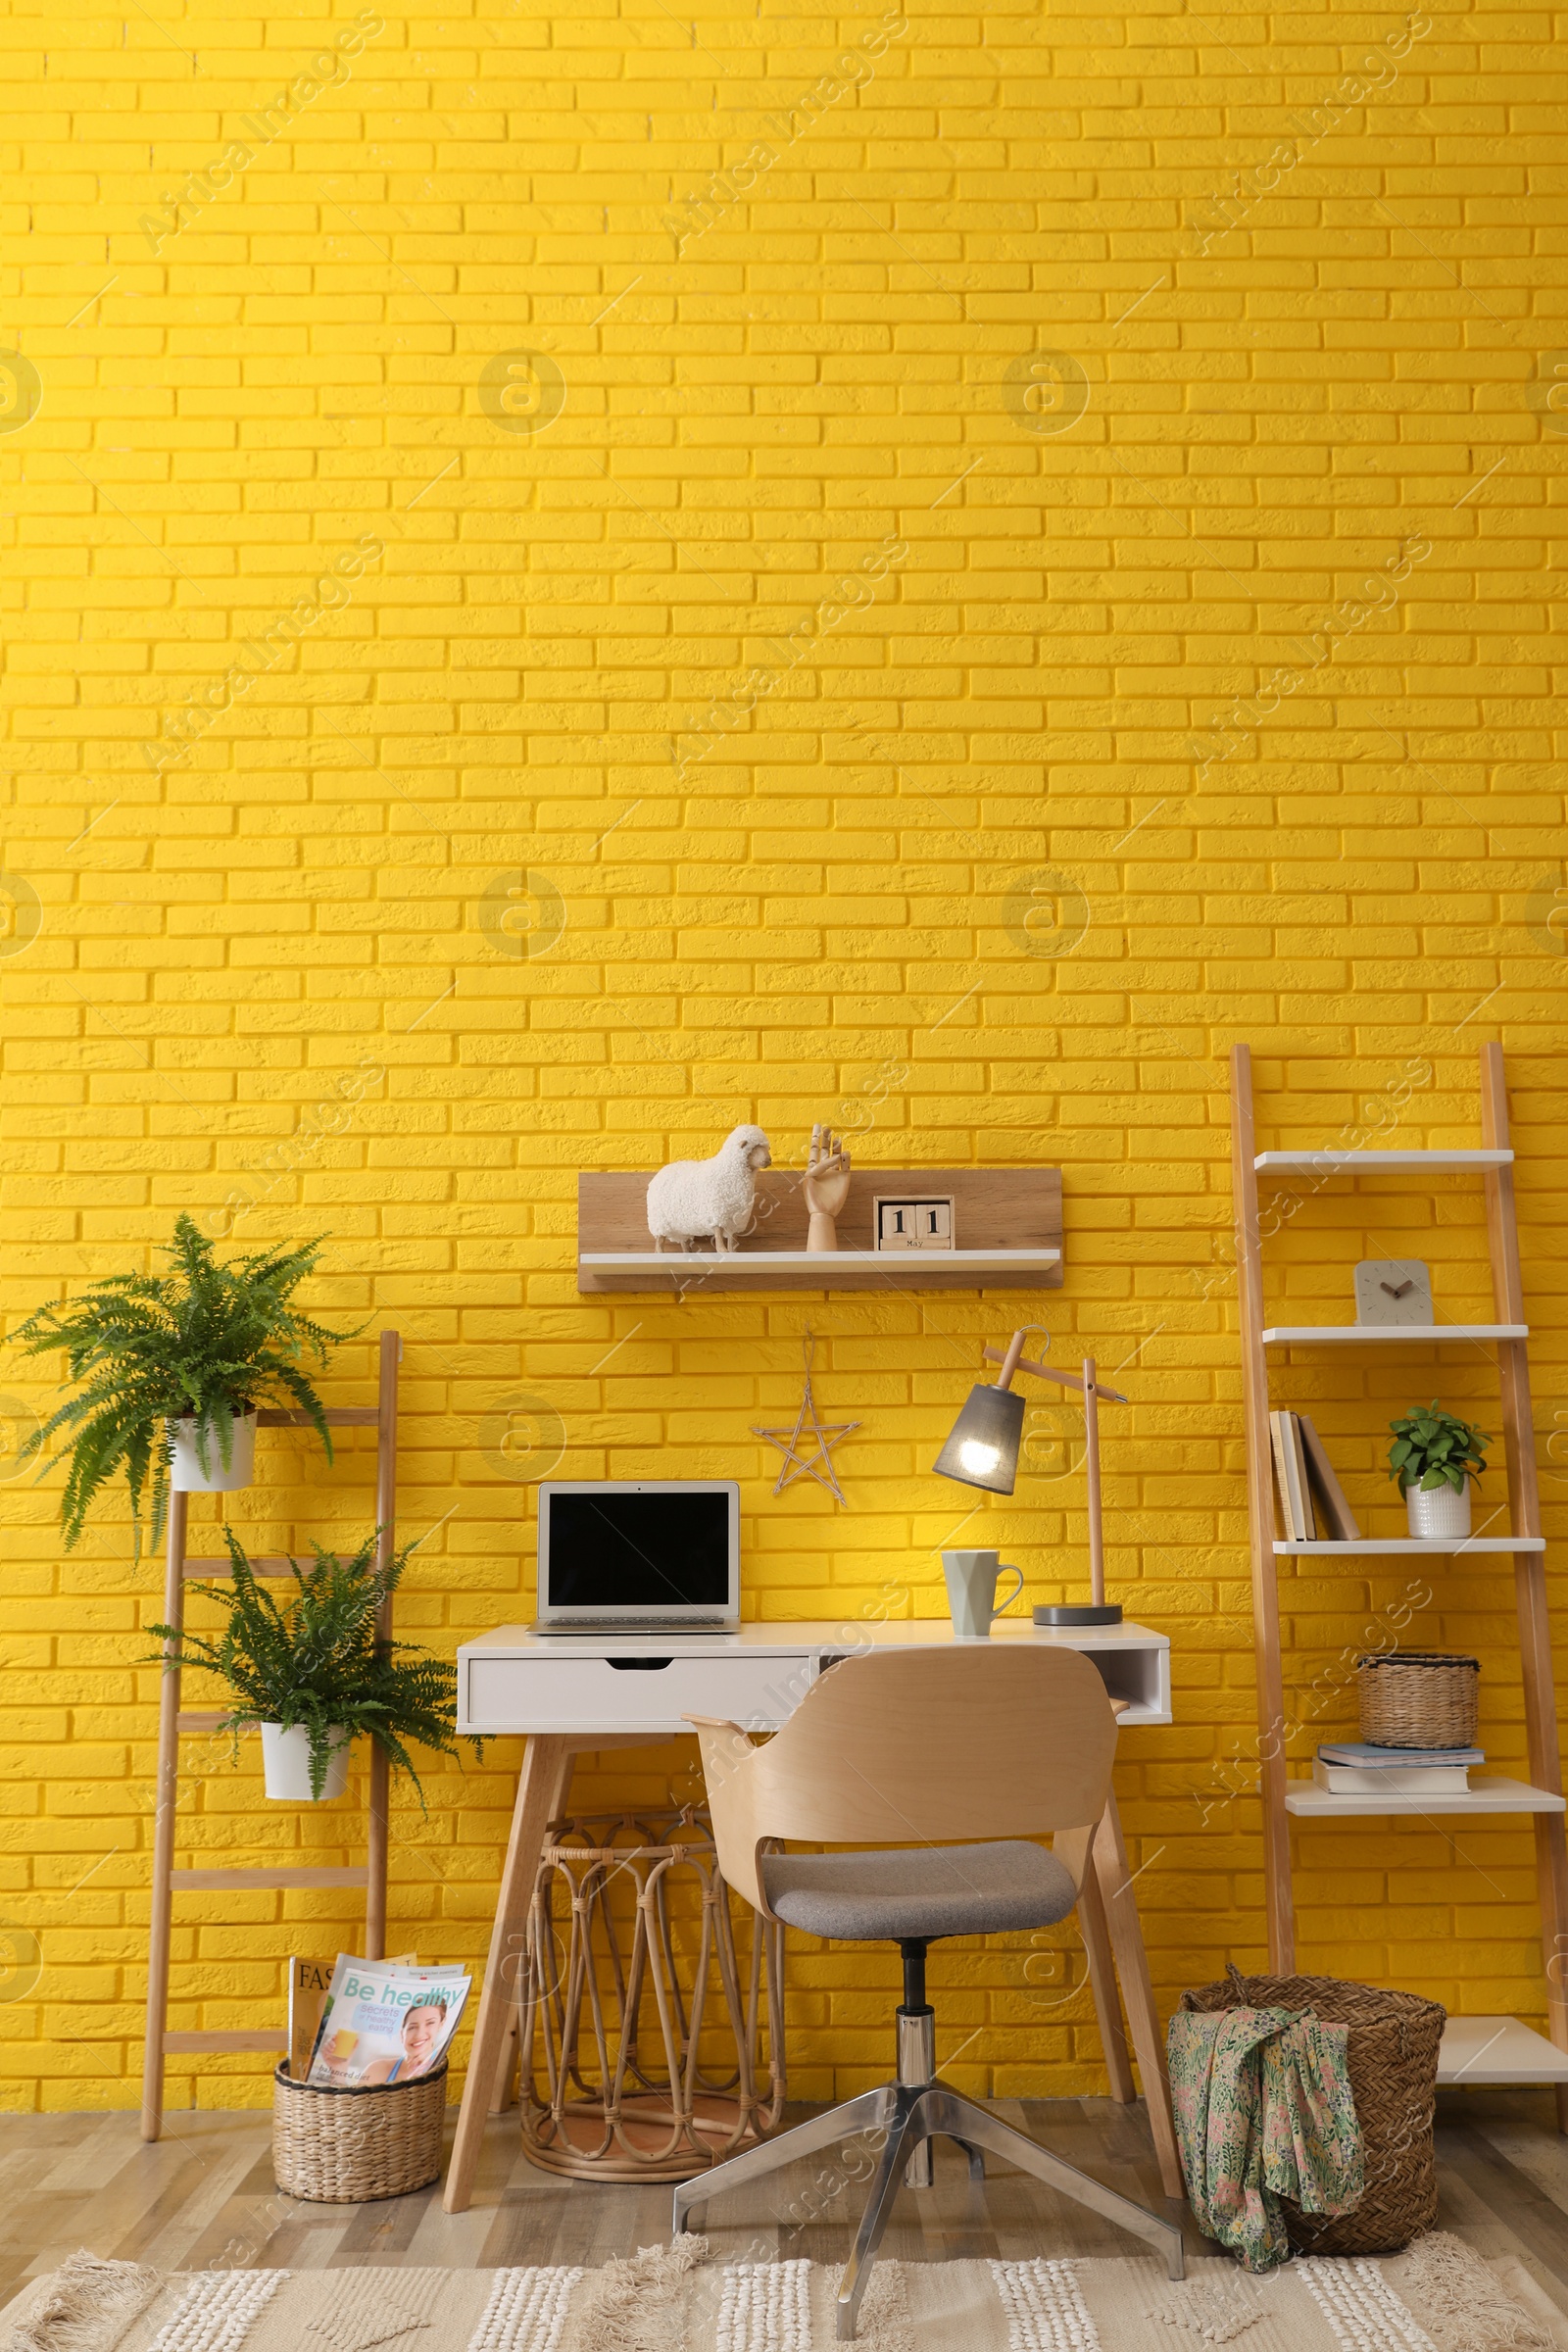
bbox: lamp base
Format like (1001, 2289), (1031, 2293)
(1033, 1602), (1123, 1627)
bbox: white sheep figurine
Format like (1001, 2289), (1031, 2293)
(647, 1125), (772, 1253)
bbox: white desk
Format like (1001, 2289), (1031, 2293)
(459, 1616), (1173, 1740)
(443, 1617), (1179, 2213)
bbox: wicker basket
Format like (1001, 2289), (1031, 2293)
(1358, 1651), (1480, 1749)
(272, 2061), (447, 2201)
(1180, 1969), (1445, 2254)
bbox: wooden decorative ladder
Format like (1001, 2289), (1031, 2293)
(140, 1329), (401, 2140)
(1231, 1044), (1568, 2124)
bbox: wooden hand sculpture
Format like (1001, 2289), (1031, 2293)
(803, 1124), (852, 1251)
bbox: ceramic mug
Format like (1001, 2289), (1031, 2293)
(941, 1548), (1026, 1640)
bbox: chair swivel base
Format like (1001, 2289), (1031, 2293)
(673, 2074), (1185, 2341)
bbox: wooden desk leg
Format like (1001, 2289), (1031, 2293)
(1093, 1790), (1184, 2199)
(443, 1733), (573, 2214)
(489, 2014), (521, 2114)
(1077, 1858), (1136, 2103)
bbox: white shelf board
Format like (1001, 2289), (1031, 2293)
(1262, 1323), (1527, 1345)
(1253, 1150), (1512, 1172)
(578, 1247), (1061, 1294)
(1438, 2015), (1568, 2085)
(1273, 1537), (1544, 1555)
(582, 1249), (1060, 1271)
(1285, 1777), (1565, 1818)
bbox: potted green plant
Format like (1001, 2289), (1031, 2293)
(150, 1527), (478, 1801)
(1388, 1399), (1490, 1539)
(12, 1214), (358, 1550)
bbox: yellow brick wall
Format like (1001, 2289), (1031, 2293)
(0, 0), (1563, 2112)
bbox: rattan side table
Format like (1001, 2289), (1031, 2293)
(518, 1807), (785, 2181)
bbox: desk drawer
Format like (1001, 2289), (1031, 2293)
(462, 1650), (817, 1736)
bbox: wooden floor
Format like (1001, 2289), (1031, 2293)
(0, 2091), (1565, 2327)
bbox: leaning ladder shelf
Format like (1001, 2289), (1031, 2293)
(1230, 1045), (1568, 2125)
(140, 1329), (401, 2141)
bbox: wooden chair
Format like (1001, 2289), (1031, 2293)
(678, 1643), (1183, 2340)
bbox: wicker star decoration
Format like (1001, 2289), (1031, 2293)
(753, 1331), (859, 1505)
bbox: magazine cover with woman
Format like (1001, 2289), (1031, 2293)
(307, 1955), (471, 2087)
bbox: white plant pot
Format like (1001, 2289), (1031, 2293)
(169, 1410), (257, 1493)
(1405, 1481), (1472, 1540)
(261, 1722), (352, 1802)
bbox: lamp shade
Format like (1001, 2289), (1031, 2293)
(932, 1383), (1025, 1494)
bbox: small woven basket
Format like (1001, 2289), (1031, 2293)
(272, 2061), (447, 2202)
(1180, 1968), (1446, 2254)
(1358, 1651), (1480, 1749)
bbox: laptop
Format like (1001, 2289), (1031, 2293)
(532, 1480), (741, 1632)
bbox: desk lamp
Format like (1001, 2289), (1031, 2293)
(932, 1329), (1126, 1626)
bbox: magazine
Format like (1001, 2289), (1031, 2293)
(289, 1957), (335, 2082)
(306, 1953), (471, 2088)
(289, 1951), (416, 2080)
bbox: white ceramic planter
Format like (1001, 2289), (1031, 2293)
(1405, 1480), (1472, 1540)
(261, 1722), (352, 1802)
(169, 1409), (257, 1493)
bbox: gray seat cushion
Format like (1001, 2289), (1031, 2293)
(760, 1840), (1078, 1943)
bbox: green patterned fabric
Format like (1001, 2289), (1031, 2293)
(1165, 2003), (1363, 2271)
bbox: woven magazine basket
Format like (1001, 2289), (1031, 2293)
(1358, 1650), (1480, 1749)
(272, 2061), (447, 2202)
(1180, 1969), (1446, 2254)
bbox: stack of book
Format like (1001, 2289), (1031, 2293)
(1313, 1740), (1483, 1794)
(1269, 1410), (1362, 1541)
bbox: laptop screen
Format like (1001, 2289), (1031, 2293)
(540, 1486), (735, 1614)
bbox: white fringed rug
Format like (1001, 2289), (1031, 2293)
(0, 2235), (1559, 2352)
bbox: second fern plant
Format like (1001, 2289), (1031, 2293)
(150, 1528), (478, 1802)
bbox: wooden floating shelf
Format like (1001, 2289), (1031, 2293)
(1262, 1324), (1527, 1346)
(1253, 1150), (1513, 1172)
(1285, 1777), (1566, 1818)
(578, 1166), (1063, 1294)
(1273, 1536), (1545, 1555)
(1438, 2015), (1568, 2085)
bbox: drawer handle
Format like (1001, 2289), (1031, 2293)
(607, 1657), (673, 1672)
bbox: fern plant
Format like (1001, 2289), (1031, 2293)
(12, 1214), (359, 1549)
(1387, 1399), (1490, 1494)
(150, 1527), (478, 1802)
